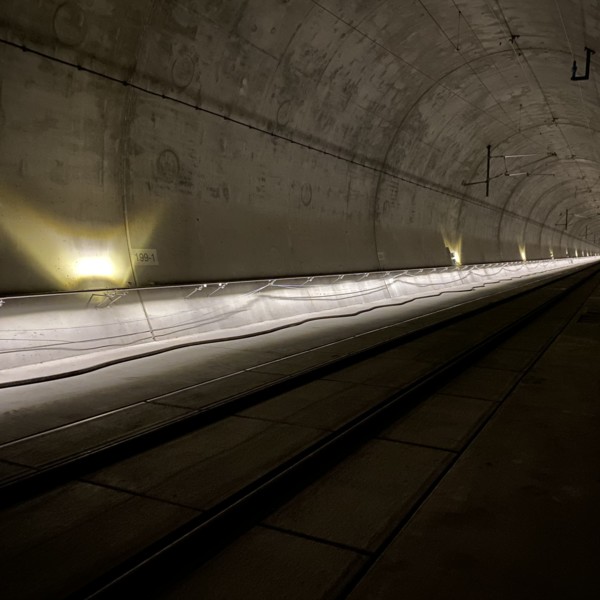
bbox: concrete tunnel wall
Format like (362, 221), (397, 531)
(1, 1), (599, 296)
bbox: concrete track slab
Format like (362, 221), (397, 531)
(439, 366), (520, 401)
(500, 323), (564, 352)
(0, 460), (34, 482)
(377, 343), (426, 361)
(264, 440), (451, 552)
(0, 481), (198, 600)
(158, 526), (367, 600)
(238, 380), (391, 431)
(248, 349), (345, 375)
(476, 347), (535, 372)
(398, 325), (495, 363)
(323, 357), (434, 388)
(150, 370), (285, 410)
(347, 407), (600, 600)
(347, 285), (600, 600)
(508, 380), (600, 414)
(0, 403), (194, 471)
(85, 416), (324, 511)
(532, 345), (600, 376)
(380, 394), (495, 451)
(338, 326), (417, 348)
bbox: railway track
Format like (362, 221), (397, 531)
(1, 261), (599, 599)
(0, 262), (592, 506)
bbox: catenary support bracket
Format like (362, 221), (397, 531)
(571, 47), (595, 81)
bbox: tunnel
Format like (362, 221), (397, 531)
(1, 0), (599, 290)
(0, 2), (599, 599)
(1, 0), (599, 372)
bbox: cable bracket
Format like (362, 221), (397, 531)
(571, 47), (595, 81)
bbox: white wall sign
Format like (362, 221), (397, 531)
(131, 249), (159, 266)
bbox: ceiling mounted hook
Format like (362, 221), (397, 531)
(571, 47), (595, 81)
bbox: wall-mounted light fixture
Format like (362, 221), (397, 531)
(445, 245), (461, 266)
(74, 256), (116, 280)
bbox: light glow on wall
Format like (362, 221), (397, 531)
(519, 244), (527, 261)
(0, 188), (162, 290)
(442, 232), (463, 267)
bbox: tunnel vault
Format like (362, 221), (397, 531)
(0, 0), (599, 294)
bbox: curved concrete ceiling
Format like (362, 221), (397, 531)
(0, 0), (599, 293)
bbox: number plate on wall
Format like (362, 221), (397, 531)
(131, 249), (159, 266)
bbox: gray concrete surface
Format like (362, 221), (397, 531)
(159, 526), (367, 600)
(0, 402), (194, 469)
(0, 269), (596, 600)
(0, 481), (199, 600)
(346, 285), (600, 600)
(2, 259), (583, 374)
(238, 379), (392, 431)
(1, 3), (600, 597)
(323, 356), (434, 388)
(158, 274), (599, 600)
(85, 415), (325, 510)
(380, 394), (495, 451)
(0, 272), (563, 472)
(1, 1), (598, 300)
(264, 439), (452, 551)
(439, 365), (521, 401)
